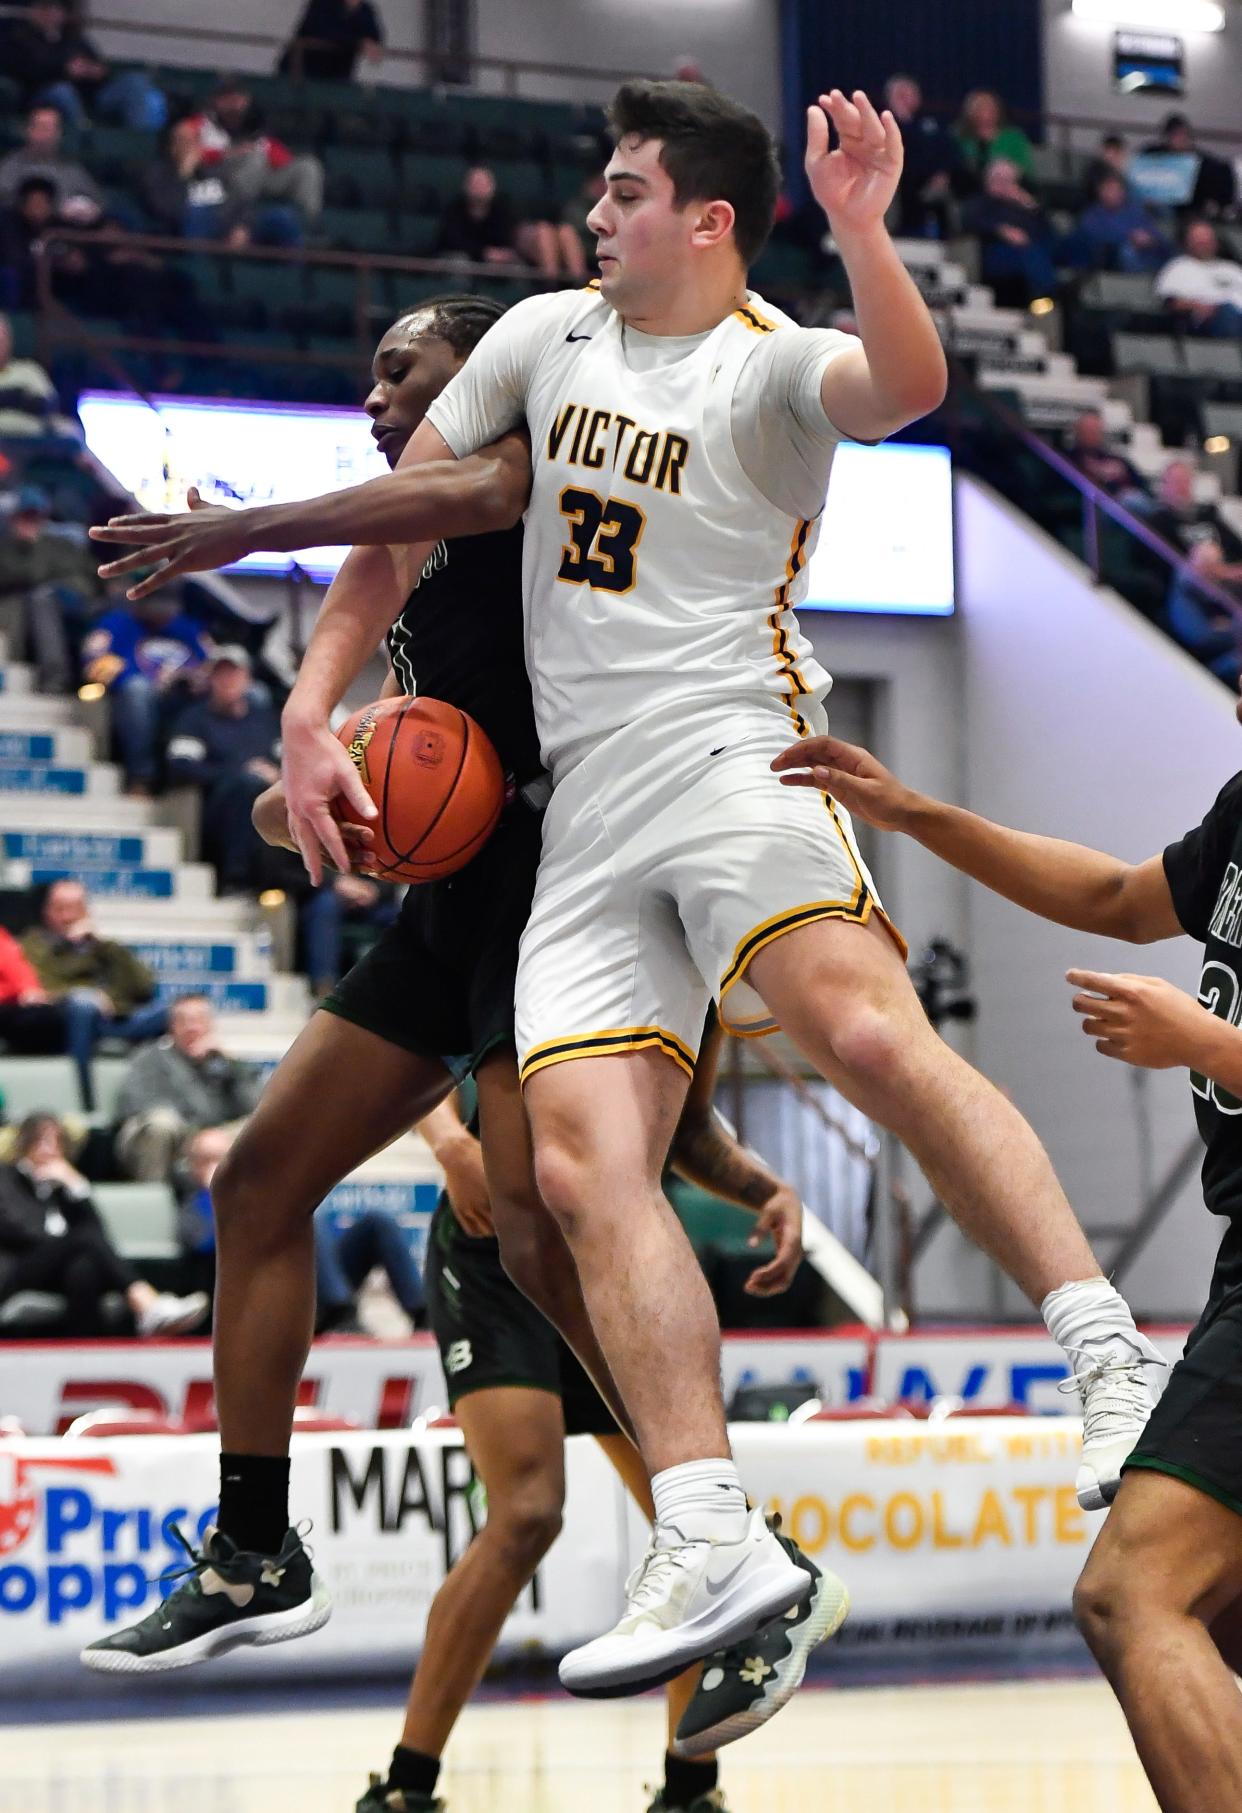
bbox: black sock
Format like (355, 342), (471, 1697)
(217, 1452), (290, 1556)
(388, 1746), (440, 1795)
(663, 1750), (718, 1808)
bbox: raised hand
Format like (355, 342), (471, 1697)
(805, 89), (904, 236)
(90, 487), (259, 599)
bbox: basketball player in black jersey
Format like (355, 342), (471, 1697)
(83, 298), (829, 1811)
(776, 701), (1242, 1813)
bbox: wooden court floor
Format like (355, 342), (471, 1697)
(5, 1676), (1158, 1812)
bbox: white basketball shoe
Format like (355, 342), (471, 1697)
(1062, 1331), (1166, 1510)
(558, 1506), (811, 1696)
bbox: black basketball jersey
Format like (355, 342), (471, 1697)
(385, 523), (542, 788)
(1164, 772), (1242, 1224)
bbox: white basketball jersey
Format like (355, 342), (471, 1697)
(517, 287), (834, 780)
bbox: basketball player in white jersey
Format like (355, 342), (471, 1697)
(93, 83), (1163, 1696)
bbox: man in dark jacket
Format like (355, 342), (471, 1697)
(165, 647), (280, 893)
(3, 0), (166, 130)
(0, 1112), (205, 1334)
(281, 0), (385, 81)
(115, 993), (263, 1180)
(22, 879), (166, 1108)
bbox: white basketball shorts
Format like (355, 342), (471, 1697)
(515, 699), (905, 1085)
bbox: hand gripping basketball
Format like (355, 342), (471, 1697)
(334, 695), (506, 883)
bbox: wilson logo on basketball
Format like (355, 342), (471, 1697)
(345, 709), (379, 788)
(413, 731), (445, 769)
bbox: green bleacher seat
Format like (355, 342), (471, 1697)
(1113, 333), (1185, 377)
(495, 162), (558, 211)
(322, 207), (393, 252)
(1184, 341), (1242, 381)
(325, 147), (403, 207)
(5, 311), (37, 358)
(390, 214), (440, 258)
(399, 151), (470, 203)
(0, 1056), (82, 1118)
(94, 1182), (178, 1262)
(86, 125), (154, 183)
(1082, 271), (1162, 312)
(1204, 402), (1242, 443)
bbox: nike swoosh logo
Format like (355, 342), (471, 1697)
(709, 745), (727, 757)
(566, 332), (592, 343)
(704, 1556), (750, 1597)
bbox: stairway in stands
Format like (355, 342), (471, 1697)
(0, 644), (440, 1315)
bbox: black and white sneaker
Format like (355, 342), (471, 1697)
(672, 1524), (847, 1757)
(80, 1523), (331, 1673)
(355, 1776), (443, 1812)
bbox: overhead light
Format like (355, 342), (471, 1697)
(1205, 435), (1232, 455)
(1029, 296), (1056, 316)
(1072, 0), (1225, 29)
(77, 682), (105, 702)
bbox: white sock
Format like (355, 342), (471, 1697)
(1041, 1277), (1148, 1376)
(651, 1460), (749, 1544)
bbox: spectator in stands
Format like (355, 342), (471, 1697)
(281, 0), (385, 81)
(1144, 113), (1236, 219)
(300, 871), (396, 998)
(22, 879), (166, 1108)
(190, 80), (324, 234)
(0, 1111), (207, 1335)
(81, 590), (210, 794)
(139, 119), (251, 246)
(0, 923), (65, 1056)
(560, 171), (606, 269)
(164, 646), (280, 892)
(961, 158), (1055, 306)
(1077, 173), (1171, 275)
(0, 311), (56, 435)
(113, 992), (262, 1181)
(0, 177), (62, 311)
(1165, 537), (1242, 684)
(953, 89), (1034, 188)
(1155, 220), (1242, 339)
(5, 2), (166, 132)
(1083, 133), (1132, 200)
(314, 1194), (426, 1334)
(0, 106), (104, 217)
(884, 72), (958, 237)
(0, 482), (98, 693)
(172, 1122), (232, 1297)
(1065, 408), (1149, 509)
(1147, 456), (1242, 561)
(436, 165), (520, 268)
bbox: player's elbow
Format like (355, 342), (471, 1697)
(470, 460), (528, 532)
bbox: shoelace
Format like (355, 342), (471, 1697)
(153, 1519), (314, 1594)
(623, 1529), (704, 1617)
(1057, 1347), (1166, 1442)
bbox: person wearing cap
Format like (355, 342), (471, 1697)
(164, 647), (281, 893)
(81, 589), (210, 795)
(0, 480), (99, 693)
(1142, 113), (1236, 218)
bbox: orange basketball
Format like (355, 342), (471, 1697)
(335, 695), (505, 883)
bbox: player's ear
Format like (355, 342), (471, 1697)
(689, 198), (736, 253)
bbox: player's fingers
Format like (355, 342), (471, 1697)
(128, 553), (193, 601)
(804, 103), (828, 161)
(336, 758), (378, 824)
(89, 517), (173, 542)
(826, 89), (863, 140)
(1066, 968), (1122, 995)
(852, 90), (887, 147)
(1095, 1040), (1127, 1060)
(187, 485), (204, 509)
(882, 109), (904, 162)
(95, 546), (165, 579)
(339, 822), (376, 846)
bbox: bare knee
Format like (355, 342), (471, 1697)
(530, 1136), (594, 1247)
(827, 994), (917, 1092)
(211, 1139), (303, 1254)
(486, 1469), (564, 1572)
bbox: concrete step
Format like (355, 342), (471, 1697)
(0, 695), (79, 729)
(0, 794), (158, 829)
(1, 825), (185, 869)
(149, 973), (309, 1016)
(2, 856), (214, 902)
(91, 895), (257, 938)
(0, 663), (32, 696)
(0, 725), (93, 768)
(125, 928), (275, 981)
(0, 760), (120, 799)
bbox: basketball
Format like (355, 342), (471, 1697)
(335, 694), (505, 882)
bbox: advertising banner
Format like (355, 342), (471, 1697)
(0, 1417), (1105, 1690)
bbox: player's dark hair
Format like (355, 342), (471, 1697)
(607, 79), (780, 268)
(389, 293), (505, 357)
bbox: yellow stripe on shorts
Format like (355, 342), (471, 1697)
(520, 1024), (697, 1085)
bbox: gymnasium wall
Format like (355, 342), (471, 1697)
(85, 0), (783, 124)
(955, 475), (1237, 1322)
(1042, 0), (1242, 143)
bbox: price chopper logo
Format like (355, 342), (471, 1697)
(0, 1449), (215, 1627)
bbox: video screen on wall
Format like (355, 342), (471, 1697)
(79, 393), (955, 615)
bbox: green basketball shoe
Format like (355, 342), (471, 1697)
(80, 1523), (331, 1673)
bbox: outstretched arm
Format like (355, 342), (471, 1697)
(90, 430), (531, 599)
(805, 90), (948, 441)
(772, 734), (1183, 944)
(668, 1018), (804, 1297)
